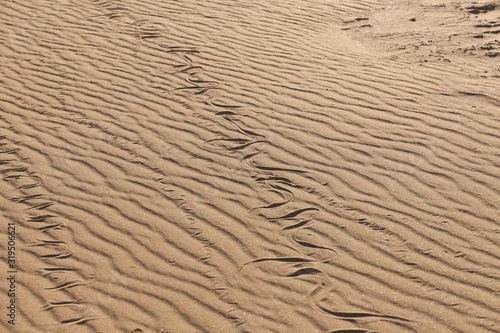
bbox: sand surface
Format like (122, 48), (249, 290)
(0, 0), (499, 332)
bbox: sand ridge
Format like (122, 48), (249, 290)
(0, 0), (499, 332)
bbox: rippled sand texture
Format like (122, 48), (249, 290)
(1, 0), (499, 332)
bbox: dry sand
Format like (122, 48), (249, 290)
(0, 0), (499, 332)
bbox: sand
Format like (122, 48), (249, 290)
(0, 0), (499, 332)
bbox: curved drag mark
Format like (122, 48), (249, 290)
(315, 304), (411, 322)
(307, 278), (415, 330)
(222, 116), (266, 138)
(267, 207), (320, 221)
(45, 280), (93, 291)
(289, 234), (337, 254)
(41, 298), (85, 311)
(26, 214), (57, 222)
(210, 102), (243, 109)
(39, 267), (79, 274)
(282, 219), (312, 230)
(59, 315), (99, 325)
(158, 45), (200, 54)
(205, 138), (269, 151)
(39, 251), (73, 260)
(29, 239), (66, 247)
(240, 257), (316, 270)
(286, 267), (323, 277)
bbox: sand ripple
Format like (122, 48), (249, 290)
(1, 0), (499, 332)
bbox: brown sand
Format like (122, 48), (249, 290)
(0, 0), (499, 332)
